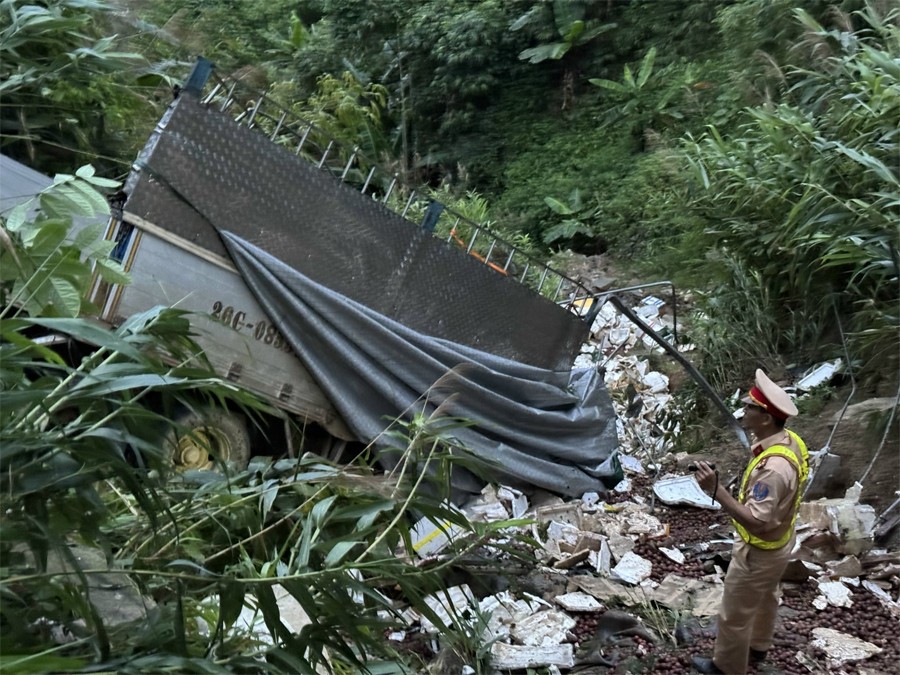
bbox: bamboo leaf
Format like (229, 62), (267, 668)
(219, 581), (245, 629)
(310, 494), (337, 527)
(323, 540), (360, 568)
(24, 318), (142, 360)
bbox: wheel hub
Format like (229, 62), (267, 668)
(174, 427), (231, 471)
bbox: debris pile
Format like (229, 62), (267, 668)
(375, 298), (899, 673)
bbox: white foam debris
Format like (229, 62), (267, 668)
(659, 547), (685, 564)
(814, 580), (853, 609)
(510, 610), (576, 647)
(554, 592), (604, 612)
(420, 585), (476, 634)
(491, 643), (574, 669)
(610, 551), (653, 584)
(809, 627), (882, 668)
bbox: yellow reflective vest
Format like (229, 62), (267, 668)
(734, 430), (809, 550)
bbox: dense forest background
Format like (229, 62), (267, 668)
(4, 0), (896, 389)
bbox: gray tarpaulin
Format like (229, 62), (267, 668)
(221, 231), (621, 497)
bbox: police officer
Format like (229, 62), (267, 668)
(692, 370), (809, 674)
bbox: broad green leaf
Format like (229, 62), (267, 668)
(4, 202), (30, 233)
(82, 174), (120, 188)
(51, 173), (75, 186)
(637, 47), (657, 88)
(81, 236), (115, 259)
(75, 165), (96, 179)
(72, 220), (107, 250)
(94, 258), (131, 285)
(588, 78), (628, 94)
(260, 479), (279, 519)
(166, 559), (217, 577)
(562, 19), (585, 44)
(21, 218), (66, 250)
(68, 179), (111, 217)
(543, 196), (575, 215)
(47, 277), (81, 317)
(54, 184), (99, 217)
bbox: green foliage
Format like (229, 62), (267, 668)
(677, 3), (900, 383)
(0, 0), (167, 174)
(270, 72), (392, 163)
(0, 168), (521, 671)
(541, 189), (594, 246)
(1, 166), (124, 317)
(512, 0), (615, 64)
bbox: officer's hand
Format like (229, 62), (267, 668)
(694, 461), (717, 495)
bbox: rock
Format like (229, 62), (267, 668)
(47, 545), (155, 628)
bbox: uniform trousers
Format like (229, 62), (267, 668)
(713, 538), (793, 674)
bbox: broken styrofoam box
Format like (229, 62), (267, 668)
(653, 475), (721, 510)
(798, 495), (876, 556)
(862, 581), (900, 614)
(623, 510), (666, 537)
(410, 511), (465, 558)
(589, 537), (612, 575)
(607, 533), (635, 560)
(497, 486), (529, 518)
(813, 580), (853, 609)
(610, 552), (653, 584)
(659, 547), (685, 564)
(510, 610), (576, 647)
(553, 549), (591, 570)
(491, 643), (574, 669)
(420, 585), (476, 634)
(572, 532), (604, 553)
(613, 477), (632, 493)
(581, 492), (602, 509)
(797, 359), (842, 391)
(547, 521), (580, 546)
(825, 555), (862, 578)
(554, 592), (603, 612)
(809, 627), (882, 668)
(480, 592), (547, 641)
(462, 498), (509, 523)
(618, 453), (645, 474)
(535, 503), (581, 528)
(641, 371), (669, 394)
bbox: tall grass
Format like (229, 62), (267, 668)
(676, 4), (899, 385)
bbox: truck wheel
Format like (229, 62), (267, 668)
(165, 409), (251, 472)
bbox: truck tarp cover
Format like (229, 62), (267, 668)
(222, 230), (620, 497)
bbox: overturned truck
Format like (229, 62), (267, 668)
(89, 59), (622, 496)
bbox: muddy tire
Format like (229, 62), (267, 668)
(165, 408), (251, 472)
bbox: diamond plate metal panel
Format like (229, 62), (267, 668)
(124, 95), (588, 370)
